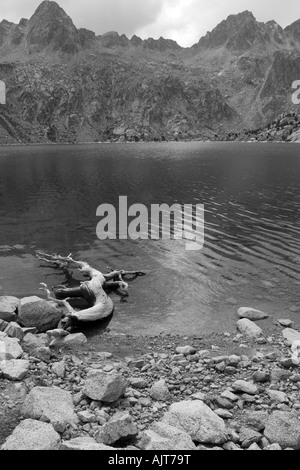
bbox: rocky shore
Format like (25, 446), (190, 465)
(1, 296), (300, 451)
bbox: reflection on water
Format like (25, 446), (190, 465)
(1, 142), (300, 336)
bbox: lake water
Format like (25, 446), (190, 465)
(1, 142), (300, 337)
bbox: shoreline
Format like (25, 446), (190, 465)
(1, 306), (300, 451)
(0, 140), (299, 148)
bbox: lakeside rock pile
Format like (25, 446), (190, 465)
(1, 295), (300, 450)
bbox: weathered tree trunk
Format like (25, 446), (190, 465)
(37, 252), (145, 327)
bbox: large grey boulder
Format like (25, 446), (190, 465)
(162, 400), (227, 445)
(18, 296), (62, 333)
(264, 411), (300, 449)
(237, 318), (263, 339)
(1, 419), (60, 450)
(60, 437), (116, 450)
(0, 336), (23, 360)
(22, 333), (50, 361)
(83, 370), (128, 403)
(0, 359), (30, 381)
(139, 422), (196, 450)
(237, 307), (269, 321)
(22, 386), (78, 433)
(96, 412), (138, 445)
(0, 296), (20, 322)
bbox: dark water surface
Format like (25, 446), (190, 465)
(1, 142), (300, 336)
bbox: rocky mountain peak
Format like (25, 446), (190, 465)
(98, 31), (130, 48)
(143, 36), (181, 51)
(197, 10), (286, 53)
(26, 0), (80, 53)
(285, 19), (300, 44)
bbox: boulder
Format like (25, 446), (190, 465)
(22, 386), (78, 433)
(278, 319), (293, 328)
(96, 412), (138, 445)
(129, 377), (148, 389)
(4, 322), (24, 341)
(233, 411), (268, 432)
(264, 411), (300, 449)
(232, 380), (258, 395)
(52, 361), (66, 378)
(237, 307), (269, 321)
(267, 389), (288, 404)
(264, 443), (282, 450)
(248, 443), (262, 450)
(149, 379), (170, 401)
(77, 410), (96, 423)
(282, 328), (300, 346)
(1, 419), (60, 450)
(239, 427), (263, 448)
(215, 409), (233, 419)
(22, 327), (38, 336)
(237, 319), (263, 339)
(223, 442), (242, 451)
(162, 400), (227, 445)
(83, 370), (128, 403)
(253, 371), (270, 383)
(139, 422), (196, 451)
(60, 437), (115, 451)
(0, 319), (8, 331)
(0, 296), (20, 322)
(271, 368), (292, 383)
(22, 333), (50, 361)
(49, 333), (87, 349)
(18, 296), (61, 333)
(221, 390), (239, 402)
(175, 346), (196, 356)
(0, 359), (30, 381)
(0, 336), (23, 360)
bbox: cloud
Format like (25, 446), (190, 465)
(0, 0), (163, 37)
(136, 0), (300, 46)
(0, 0), (299, 47)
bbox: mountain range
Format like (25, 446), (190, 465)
(0, 1), (299, 144)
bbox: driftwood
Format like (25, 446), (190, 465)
(37, 252), (145, 329)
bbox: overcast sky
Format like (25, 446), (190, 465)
(1, 0), (300, 47)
